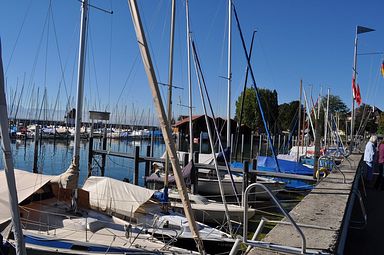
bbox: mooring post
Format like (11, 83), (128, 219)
(33, 125), (40, 173)
(192, 152), (199, 194)
(258, 133), (262, 156)
(249, 132), (254, 160)
(241, 134), (245, 163)
(133, 146), (140, 185)
(242, 160), (249, 206)
(183, 153), (189, 167)
(100, 122), (108, 176)
(144, 145), (151, 186)
(87, 119), (94, 177)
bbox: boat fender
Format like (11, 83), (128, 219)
(315, 167), (330, 179)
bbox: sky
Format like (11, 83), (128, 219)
(0, 0), (383, 125)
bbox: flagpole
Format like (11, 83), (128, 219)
(350, 27), (358, 153)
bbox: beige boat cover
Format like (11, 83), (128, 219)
(82, 176), (155, 217)
(0, 169), (53, 224)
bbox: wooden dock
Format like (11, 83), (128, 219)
(247, 154), (363, 254)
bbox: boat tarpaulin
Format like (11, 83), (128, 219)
(82, 176), (155, 216)
(0, 169), (53, 225)
(257, 156), (313, 175)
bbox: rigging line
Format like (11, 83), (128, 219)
(107, 0), (113, 112)
(191, 39), (234, 236)
(14, 73), (26, 120)
(49, 2), (75, 106)
(27, 3), (51, 96)
(88, 25), (102, 110)
(114, 54), (139, 108)
(234, 30), (256, 160)
(43, 1), (52, 121)
(5, 0), (33, 74)
(233, 3), (281, 172)
(191, 39), (240, 205)
(76, 0), (113, 14)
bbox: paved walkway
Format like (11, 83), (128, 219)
(345, 183), (384, 255)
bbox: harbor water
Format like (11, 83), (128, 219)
(6, 138), (165, 187)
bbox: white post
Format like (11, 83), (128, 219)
(226, 0), (232, 148)
(186, 0), (193, 160)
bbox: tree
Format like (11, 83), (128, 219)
(354, 104), (378, 135)
(234, 87), (278, 133)
(278, 101), (300, 133)
(377, 112), (384, 135)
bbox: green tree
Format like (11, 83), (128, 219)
(354, 104), (377, 135)
(235, 87), (278, 133)
(278, 101), (300, 133)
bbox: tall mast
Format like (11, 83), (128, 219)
(297, 80), (302, 162)
(226, 0), (232, 149)
(127, 0), (205, 253)
(164, 0), (176, 192)
(0, 40), (27, 255)
(73, 0), (88, 169)
(325, 88), (330, 148)
(186, 0), (193, 159)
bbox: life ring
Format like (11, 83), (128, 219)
(315, 167), (330, 179)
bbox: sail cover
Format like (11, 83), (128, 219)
(0, 169), (53, 225)
(82, 176), (155, 217)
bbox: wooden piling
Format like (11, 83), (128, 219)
(241, 134), (244, 162)
(192, 152), (199, 194)
(100, 124), (107, 176)
(33, 125), (39, 173)
(144, 145), (151, 186)
(250, 132), (254, 160)
(87, 119), (94, 177)
(133, 146), (140, 185)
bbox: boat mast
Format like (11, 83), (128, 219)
(73, 0), (88, 170)
(164, 0), (176, 197)
(297, 80), (302, 162)
(126, 0), (205, 253)
(324, 88), (330, 148)
(226, 0), (232, 151)
(0, 40), (27, 255)
(186, 0), (193, 159)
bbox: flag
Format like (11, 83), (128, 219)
(356, 84), (362, 106)
(357, 26), (375, 34)
(381, 61), (384, 77)
(352, 77), (357, 99)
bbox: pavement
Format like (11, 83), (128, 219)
(344, 180), (384, 255)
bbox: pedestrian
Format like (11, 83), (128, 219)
(364, 135), (377, 185)
(374, 139), (384, 190)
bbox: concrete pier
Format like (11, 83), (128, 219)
(248, 154), (362, 254)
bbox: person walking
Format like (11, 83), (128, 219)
(374, 139), (384, 190)
(364, 135), (377, 185)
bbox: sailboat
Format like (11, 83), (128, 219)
(0, 1), (196, 254)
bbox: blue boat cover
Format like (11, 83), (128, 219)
(257, 156), (313, 175)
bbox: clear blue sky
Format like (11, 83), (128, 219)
(1, 0), (383, 124)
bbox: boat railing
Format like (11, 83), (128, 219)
(317, 155), (347, 184)
(230, 182), (318, 255)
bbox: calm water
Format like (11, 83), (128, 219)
(6, 138), (166, 187)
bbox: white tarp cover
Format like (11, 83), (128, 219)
(82, 176), (155, 217)
(0, 169), (53, 224)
